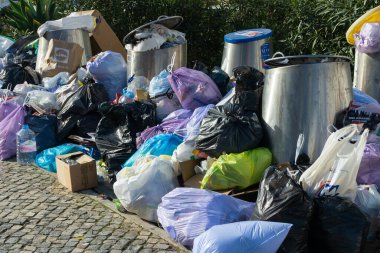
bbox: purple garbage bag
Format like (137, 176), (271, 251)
(0, 101), (19, 121)
(355, 22), (380, 54)
(157, 188), (255, 247)
(357, 143), (380, 189)
(186, 104), (215, 141)
(169, 67), (222, 110)
(0, 104), (26, 160)
(137, 109), (192, 148)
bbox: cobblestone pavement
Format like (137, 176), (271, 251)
(0, 161), (187, 253)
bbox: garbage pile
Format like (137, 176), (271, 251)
(0, 8), (380, 253)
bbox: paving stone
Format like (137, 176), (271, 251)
(0, 161), (184, 252)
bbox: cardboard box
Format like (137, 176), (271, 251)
(180, 159), (203, 188)
(56, 152), (97, 192)
(72, 10), (127, 60)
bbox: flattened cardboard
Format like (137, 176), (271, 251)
(71, 10), (127, 60)
(56, 152), (97, 192)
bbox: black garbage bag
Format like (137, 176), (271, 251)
(252, 165), (314, 253)
(231, 89), (263, 113)
(309, 196), (370, 253)
(57, 81), (108, 141)
(195, 103), (263, 158)
(192, 60), (209, 74)
(233, 66), (264, 92)
(209, 67), (230, 96)
(0, 62), (42, 90)
(72, 112), (102, 138)
(25, 114), (58, 152)
(4, 35), (38, 66)
(95, 101), (156, 172)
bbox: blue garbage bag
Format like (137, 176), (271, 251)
(149, 70), (171, 97)
(87, 51), (127, 100)
(157, 188), (255, 247)
(123, 134), (182, 167)
(353, 88), (379, 105)
(36, 144), (82, 172)
(193, 221), (292, 253)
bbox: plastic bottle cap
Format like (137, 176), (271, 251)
(22, 124), (29, 129)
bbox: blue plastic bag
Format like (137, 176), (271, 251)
(35, 144), (82, 172)
(157, 188), (255, 247)
(353, 88), (379, 106)
(123, 134), (182, 167)
(185, 104), (215, 141)
(87, 51), (127, 100)
(149, 70), (171, 97)
(193, 221), (292, 253)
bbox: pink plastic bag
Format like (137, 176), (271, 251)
(169, 67), (222, 110)
(0, 105), (26, 160)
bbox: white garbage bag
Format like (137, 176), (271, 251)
(113, 155), (178, 222)
(300, 124), (369, 201)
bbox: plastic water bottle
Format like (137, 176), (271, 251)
(119, 89), (135, 104)
(16, 124), (37, 165)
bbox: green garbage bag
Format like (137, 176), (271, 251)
(201, 148), (272, 190)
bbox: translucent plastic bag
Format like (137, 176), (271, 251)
(201, 148), (272, 190)
(25, 90), (59, 114)
(127, 76), (149, 94)
(87, 51), (127, 100)
(0, 104), (26, 160)
(193, 221), (292, 253)
(149, 70), (171, 97)
(186, 104), (215, 141)
(300, 125), (369, 201)
(42, 72), (70, 92)
(13, 82), (46, 96)
(357, 143), (380, 190)
(355, 22), (380, 54)
(35, 144), (82, 172)
(169, 67), (222, 110)
(123, 134), (182, 167)
(355, 184), (380, 218)
(113, 155), (178, 222)
(0, 35), (14, 58)
(151, 92), (182, 121)
(157, 188), (255, 247)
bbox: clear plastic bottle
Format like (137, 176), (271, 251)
(119, 89), (135, 104)
(16, 124), (37, 165)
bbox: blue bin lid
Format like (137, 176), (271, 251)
(224, 29), (272, 44)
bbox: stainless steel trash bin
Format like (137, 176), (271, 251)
(221, 28), (272, 76)
(262, 55), (353, 164)
(36, 29), (92, 73)
(354, 49), (380, 102)
(123, 16), (187, 80)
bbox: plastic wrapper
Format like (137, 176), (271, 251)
(0, 63), (42, 90)
(95, 101), (156, 171)
(35, 144), (82, 172)
(157, 188), (255, 247)
(355, 22), (380, 54)
(25, 114), (57, 152)
(186, 104), (214, 141)
(193, 221), (292, 253)
(169, 67), (222, 110)
(0, 104), (26, 160)
(149, 70), (171, 97)
(87, 51), (127, 100)
(123, 134), (182, 168)
(57, 82), (108, 141)
(252, 165), (314, 253)
(127, 76), (150, 94)
(137, 109), (192, 148)
(25, 90), (59, 114)
(357, 143), (380, 190)
(42, 72), (70, 92)
(233, 66), (264, 92)
(308, 196), (370, 253)
(195, 104), (263, 157)
(0, 35), (14, 58)
(151, 91), (182, 121)
(300, 125), (369, 201)
(113, 155), (178, 222)
(202, 148), (271, 191)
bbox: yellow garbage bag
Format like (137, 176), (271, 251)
(201, 148), (272, 191)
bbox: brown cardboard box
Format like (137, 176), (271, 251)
(180, 160), (203, 188)
(71, 10), (127, 60)
(56, 152), (97, 192)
